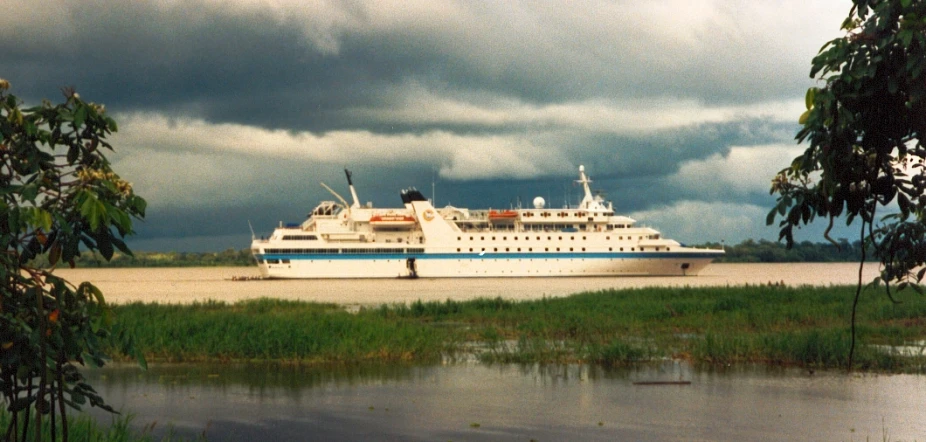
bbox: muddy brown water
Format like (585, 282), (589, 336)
(57, 262), (881, 305)
(85, 361), (925, 441)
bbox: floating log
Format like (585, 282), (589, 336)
(228, 276), (264, 281)
(632, 381), (692, 386)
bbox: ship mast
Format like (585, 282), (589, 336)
(576, 165), (607, 212)
(344, 169), (360, 208)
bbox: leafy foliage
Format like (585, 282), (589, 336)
(768, 0), (926, 368)
(0, 80), (146, 441)
(770, 0), (926, 291)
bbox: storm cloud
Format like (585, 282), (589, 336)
(2, 0), (853, 251)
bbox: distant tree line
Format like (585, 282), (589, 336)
(695, 239), (874, 263)
(30, 248), (256, 268)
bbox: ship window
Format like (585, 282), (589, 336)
(620, 236), (623, 240)
(481, 236), (484, 240)
(581, 248), (585, 251)
(667, 248), (671, 251)
(469, 248), (473, 252)
(506, 248), (510, 252)
(620, 248), (624, 251)
(609, 247), (612, 251)
(569, 247), (573, 251)
(457, 248), (461, 252)
(514, 236), (518, 240)
(457, 237), (461, 241)
(492, 236), (496, 240)
(558, 236), (562, 240)
(267, 259), (280, 264)
(545, 247), (549, 251)
(606, 236), (610, 240)
(494, 248), (498, 252)
(503, 236), (507, 240)
(556, 247), (560, 251)
(631, 248), (635, 251)
(582, 236), (586, 240)
(282, 259), (290, 264)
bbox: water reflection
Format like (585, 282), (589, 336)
(83, 362), (926, 441)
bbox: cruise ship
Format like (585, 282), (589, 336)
(251, 166), (723, 278)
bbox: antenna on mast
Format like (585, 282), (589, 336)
(344, 168), (360, 208)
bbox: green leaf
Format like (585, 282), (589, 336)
(805, 88), (816, 110)
(111, 208), (132, 236)
(79, 193), (107, 231)
(29, 207), (53, 231)
(111, 236), (133, 257)
(131, 196), (147, 217)
(48, 242), (61, 266)
(67, 144), (80, 164)
(79, 282), (105, 305)
(73, 104), (87, 129)
(21, 183), (38, 203)
(799, 110), (810, 125)
(765, 207), (778, 226)
(96, 230), (113, 260)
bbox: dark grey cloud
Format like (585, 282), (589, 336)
(4, 0), (834, 132)
(1, 0), (850, 251)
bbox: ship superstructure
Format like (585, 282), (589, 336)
(251, 166), (723, 278)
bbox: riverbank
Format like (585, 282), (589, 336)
(108, 285), (926, 372)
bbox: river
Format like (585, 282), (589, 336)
(63, 263), (923, 440)
(87, 361), (924, 441)
(57, 262), (881, 305)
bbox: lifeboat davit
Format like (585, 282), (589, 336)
(370, 214), (417, 229)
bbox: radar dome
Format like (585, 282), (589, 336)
(533, 196), (546, 209)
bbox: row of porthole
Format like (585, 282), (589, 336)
(458, 235), (652, 241)
(456, 247), (657, 252)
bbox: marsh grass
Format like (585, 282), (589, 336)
(108, 285), (926, 371)
(113, 298), (450, 363)
(0, 409), (203, 442)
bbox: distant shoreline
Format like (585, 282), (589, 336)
(35, 239), (876, 268)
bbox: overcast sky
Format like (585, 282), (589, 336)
(3, 0), (857, 251)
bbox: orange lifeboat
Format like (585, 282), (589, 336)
(369, 214), (417, 229)
(488, 210), (519, 222)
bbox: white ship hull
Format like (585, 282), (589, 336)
(252, 166), (724, 279)
(256, 252), (718, 279)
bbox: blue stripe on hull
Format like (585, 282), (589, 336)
(256, 252), (723, 261)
